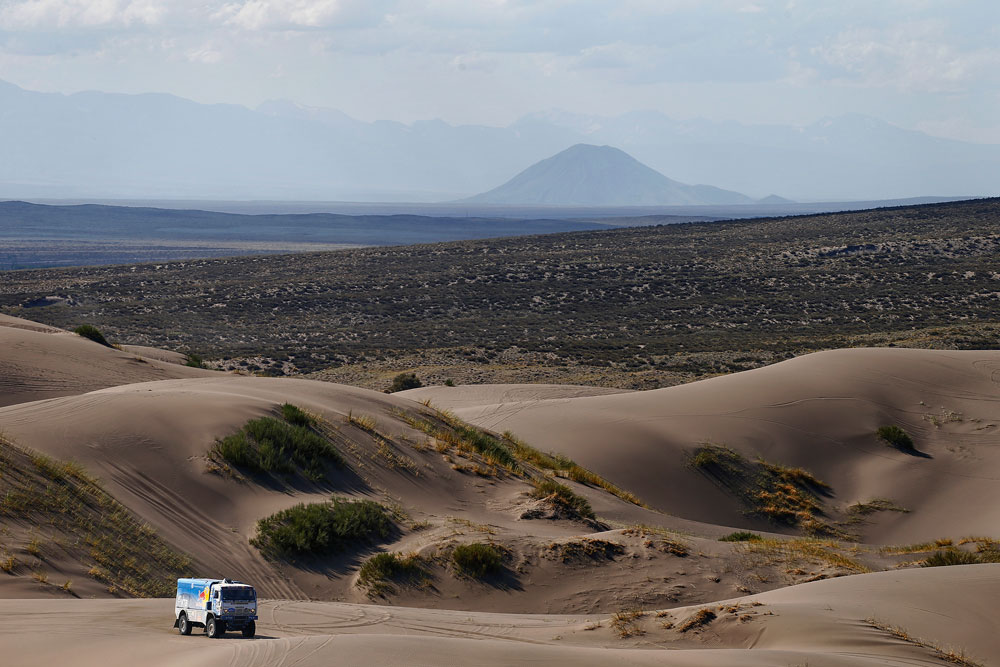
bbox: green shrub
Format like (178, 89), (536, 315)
(388, 373), (422, 392)
(280, 403), (312, 426)
(452, 543), (503, 578)
(719, 531), (763, 542)
(357, 552), (425, 594)
(922, 549), (981, 567)
(689, 445), (745, 471)
(530, 478), (596, 520)
(252, 498), (393, 558)
(73, 324), (111, 347)
(453, 424), (520, 471)
(443, 379), (455, 387)
(184, 352), (207, 368)
(877, 425), (915, 451)
(213, 412), (342, 480)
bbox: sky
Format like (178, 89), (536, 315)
(0, 0), (998, 143)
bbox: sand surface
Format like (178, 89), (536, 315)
(0, 314), (211, 406)
(2, 314), (999, 665)
(1, 565), (996, 666)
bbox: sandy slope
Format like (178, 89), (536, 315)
(3, 314), (999, 666)
(0, 314), (212, 407)
(0, 374), (671, 604)
(1, 564), (995, 666)
(405, 348), (1000, 543)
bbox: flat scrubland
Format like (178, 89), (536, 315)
(1, 198), (998, 389)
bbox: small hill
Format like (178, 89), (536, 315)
(0, 314), (211, 407)
(758, 193), (795, 204)
(464, 144), (752, 206)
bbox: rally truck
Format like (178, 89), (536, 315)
(174, 578), (257, 638)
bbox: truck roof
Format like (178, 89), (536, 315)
(177, 578), (252, 587)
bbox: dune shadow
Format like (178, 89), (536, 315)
(467, 566), (524, 593)
(230, 460), (371, 497)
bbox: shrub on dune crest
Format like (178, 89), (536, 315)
(73, 324), (112, 347)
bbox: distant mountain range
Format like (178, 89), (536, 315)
(466, 144), (754, 206)
(0, 79), (997, 202)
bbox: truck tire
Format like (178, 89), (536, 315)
(241, 621), (256, 638)
(177, 613), (192, 636)
(206, 616), (222, 639)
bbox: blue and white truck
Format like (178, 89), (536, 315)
(174, 578), (258, 638)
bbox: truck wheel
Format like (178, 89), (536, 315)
(177, 613), (192, 636)
(206, 616), (222, 639)
(241, 621), (256, 638)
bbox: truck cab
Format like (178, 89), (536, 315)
(174, 577), (257, 638)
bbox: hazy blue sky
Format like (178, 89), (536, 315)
(1, 0), (998, 142)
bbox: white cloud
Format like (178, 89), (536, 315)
(215, 0), (386, 31)
(814, 21), (1000, 93)
(187, 45), (222, 64)
(0, 0), (166, 29)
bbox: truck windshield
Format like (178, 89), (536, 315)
(222, 587), (255, 601)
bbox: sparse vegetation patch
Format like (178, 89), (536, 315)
(876, 425), (916, 452)
(72, 324), (112, 347)
(610, 609), (645, 638)
(357, 552), (426, 596)
(211, 404), (343, 481)
(251, 497), (393, 559)
(864, 617), (983, 667)
(451, 542), (503, 579)
(689, 445), (835, 535)
(547, 538), (624, 563)
(0, 435), (190, 597)
(530, 478), (596, 521)
(720, 531), (764, 542)
(388, 372), (422, 392)
(677, 608), (716, 633)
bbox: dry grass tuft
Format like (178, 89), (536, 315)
(547, 538), (624, 563)
(677, 608), (717, 632)
(864, 617), (983, 666)
(610, 609), (645, 638)
(0, 435), (190, 597)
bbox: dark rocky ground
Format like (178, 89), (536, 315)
(2, 198), (999, 389)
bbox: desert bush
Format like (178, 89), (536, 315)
(922, 549), (981, 567)
(719, 531), (763, 542)
(357, 552), (425, 594)
(213, 412), (342, 480)
(73, 324), (111, 347)
(251, 498), (393, 558)
(451, 543), (503, 578)
(530, 478), (595, 520)
(876, 425), (915, 452)
(388, 373), (422, 392)
(184, 352), (207, 368)
(280, 403), (312, 426)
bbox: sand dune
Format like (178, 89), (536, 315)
(0, 564), (995, 666)
(3, 314), (1000, 665)
(407, 348), (1000, 543)
(0, 314), (211, 407)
